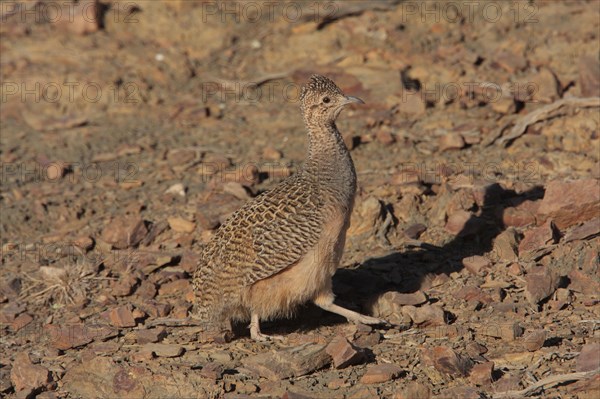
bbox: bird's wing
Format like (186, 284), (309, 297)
(226, 175), (324, 286)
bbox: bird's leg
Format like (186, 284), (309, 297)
(249, 313), (284, 342)
(314, 292), (386, 325)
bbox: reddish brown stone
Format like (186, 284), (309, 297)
(518, 220), (557, 255)
(395, 381), (431, 399)
(579, 55), (600, 97)
(104, 305), (137, 328)
(525, 266), (560, 304)
(462, 255), (491, 275)
(10, 352), (50, 393)
(158, 279), (192, 296)
(359, 363), (403, 384)
(326, 335), (363, 369)
(537, 179), (600, 229)
(402, 304), (446, 326)
(421, 346), (473, 377)
(134, 327), (167, 344)
(523, 330), (546, 352)
(469, 361), (494, 386)
(45, 324), (94, 350)
(101, 216), (148, 249)
(439, 133), (465, 151)
(577, 343), (600, 372)
(11, 313), (33, 332)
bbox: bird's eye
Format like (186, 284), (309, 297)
(322, 97), (330, 103)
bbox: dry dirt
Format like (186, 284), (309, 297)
(1, 1), (599, 398)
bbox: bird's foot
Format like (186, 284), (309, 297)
(249, 313), (284, 342)
(250, 330), (285, 342)
(351, 314), (387, 325)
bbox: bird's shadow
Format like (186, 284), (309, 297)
(258, 183), (544, 337)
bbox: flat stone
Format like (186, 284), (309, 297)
(101, 216), (148, 249)
(369, 290), (427, 324)
(462, 255), (491, 275)
(325, 335), (363, 369)
(421, 346), (473, 377)
(402, 304), (446, 326)
(480, 321), (524, 341)
(493, 228), (519, 262)
(525, 266), (560, 304)
(199, 362), (224, 380)
(167, 217), (196, 233)
(158, 279), (192, 296)
(242, 343), (330, 380)
(10, 352), (50, 392)
(359, 363), (403, 384)
(565, 217), (600, 242)
(579, 55), (600, 97)
(142, 343), (184, 358)
(134, 327), (167, 344)
(523, 329), (546, 352)
(537, 179), (600, 229)
(11, 313), (33, 332)
(395, 381), (431, 399)
(104, 304), (137, 328)
(519, 220), (557, 255)
(577, 343), (600, 372)
(439, 133), (465, 151)
(45, 324), (94, 350)
(469, 361), (494, 386)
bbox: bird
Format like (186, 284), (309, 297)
(192, 74), (385, 341)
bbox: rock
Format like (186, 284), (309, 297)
(158, 279), (191, 296)
(57, 0), (100, 35)
(369, 290), (427, 324)
(199, 362), (224, 380)
(523, 330), (546, 352)
(347, 196), (384, 238)
(73, 235), (94, 250)
(167, 217), (196, 233)
(395, 381), (431, 399)
(404, 223), (427, 239)
(359, 363), (403, 384)
(441, 386), (482, 399)
(402, 304), (446, 326)
(491, 97), (516, 114)
(223, 181), (252, 200)
(0, 301), (25, 323)
(525, 266), (560, 304)
(421, 346), (473, 377)
(579, 55), (600, 97)
(104, 304), (137, 328)
(242, 343), (330, 380)
(11, 313), (33, 332)
(10, 352), (50, 393)
(518, 220), (558, 255)
(262, 146), (282, 160)
(481, 322), (524, 341)
(493, 50), (527, 73)
(325, 335), (363, 369)
(101, 217), (148, 249)
(462, 255), (491, 275)
(564, 217), (600, 242)
(376, 128), (395, 145)
(445, 211), (483, 236)
(577, 343), (600, 372)
(143, 343), (184, 358)
(399, 92), (426, 115)
(568, 269), (600, 296)
(0, 275), (22, 299)
(438, 133), (465, 151)
(454, 286), (492, 304)
(502, 201), (539, 227)
(537, 179), (600, 229)
(46, 324), (94, 350)
(493, 228), (519, 262)
(111, 275), (138, 297)
(469, 361), (494, 386)
(135, 327), (167, 344)
(530, 68), (562, 103)
(165, 183), (186, 197)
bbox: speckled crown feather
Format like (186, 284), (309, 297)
(300, 74), (343, 100)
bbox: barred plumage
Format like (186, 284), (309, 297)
(192, 75), (385, 341)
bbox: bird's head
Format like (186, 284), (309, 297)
(300, 74), (364, 123)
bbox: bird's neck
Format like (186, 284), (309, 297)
(301, 118), (357, 194)
(304, 119), (349, 165)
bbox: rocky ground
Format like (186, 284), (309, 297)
(1, 1), (599, 398)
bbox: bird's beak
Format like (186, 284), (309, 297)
(343, 95), (365, 105)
